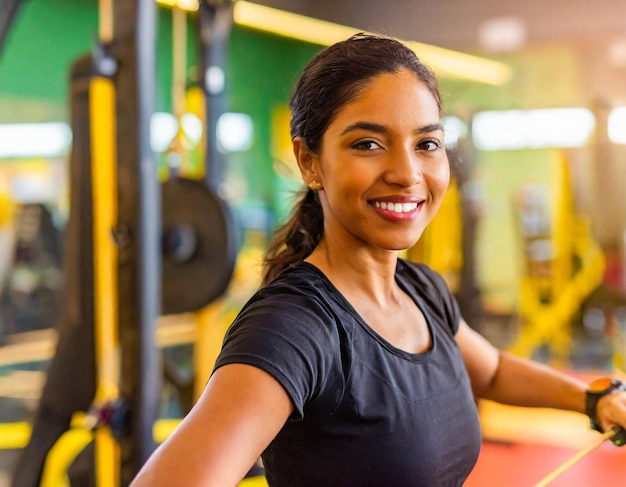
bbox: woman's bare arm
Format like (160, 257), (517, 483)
(130, 363), (293, 487)
(456, 320), (586, 411)
(456, 320), (626, 434)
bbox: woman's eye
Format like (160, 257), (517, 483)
(352, 140), (380, 151)
(418, 139), (442, 151)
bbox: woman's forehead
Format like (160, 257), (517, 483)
(329, 71), (441, 129)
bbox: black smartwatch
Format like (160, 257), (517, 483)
(585, 378), (626, 435)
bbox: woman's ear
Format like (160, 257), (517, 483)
(293, 137), (319, 185)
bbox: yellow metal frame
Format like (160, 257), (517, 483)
(407, 177), (463, 292)
(508, 154), (605, 361)
(0, 77), (123, 487)
(510, 218), (605, 360)
(40, 423), (94, 487)
(0, 421), (31, 449)
(240, 476), (269, 487)
(89, 76), (121, 487)
(37, 417), (171, 487)
(34, 416), (269, 487)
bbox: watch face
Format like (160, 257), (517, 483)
(588, 377), (615, 393)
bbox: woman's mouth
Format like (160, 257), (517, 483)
(371, 199), (424, 222)
(373, 201), (420, 213)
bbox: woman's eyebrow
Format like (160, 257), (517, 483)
(340, 121), (444, 136)
(340, 122), (386, 135)
(417, 123), (444, 134)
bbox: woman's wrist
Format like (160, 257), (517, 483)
(585, 378), (626, 432)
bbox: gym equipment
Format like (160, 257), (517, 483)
(160, 3), (238, 315)
(509, 153), (605, 362)
(161, 177), (237, 315)
(10, 55), (99, 487)
(14, 1), (162, 485)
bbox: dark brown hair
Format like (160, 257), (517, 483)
(262, 33), (442, 284)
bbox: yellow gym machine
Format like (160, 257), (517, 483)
(30, 0), (162, 485)
(12, 0), (239, 486)
(508, 152), (605, 364)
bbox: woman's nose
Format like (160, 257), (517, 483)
(383, 147), (422, 186)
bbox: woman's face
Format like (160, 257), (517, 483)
(309, 69), (450, 254)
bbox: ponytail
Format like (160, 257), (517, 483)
(262, 188), (324, 285)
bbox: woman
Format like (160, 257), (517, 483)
(131, 33), (626, 486)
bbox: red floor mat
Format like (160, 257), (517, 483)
(465, 440), (626, 487)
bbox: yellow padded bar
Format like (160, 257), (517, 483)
(89, 75), (120, 487)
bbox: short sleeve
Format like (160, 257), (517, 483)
(213, 292), (339, 420)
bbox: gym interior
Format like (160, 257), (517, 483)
(0, 0), (625, 485)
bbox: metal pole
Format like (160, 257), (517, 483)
(198, 0), (235, 192)
(109, 0), (161, 484)
(0, 0), (21, 56)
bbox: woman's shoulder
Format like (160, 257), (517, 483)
(264, 261), (328, 290)
(253, 262), (334, 305)
(236, 262), (339, 325)
(396, 258), (446, 289)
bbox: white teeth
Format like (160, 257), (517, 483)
(374, 201), (418, 213)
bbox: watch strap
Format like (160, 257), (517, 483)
(585, 379), (626, 433)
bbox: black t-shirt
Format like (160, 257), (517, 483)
(214, 259), (481, 486)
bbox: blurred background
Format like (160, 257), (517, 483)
(0, 0), (625, 485)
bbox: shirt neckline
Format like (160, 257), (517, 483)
(296, 261), (436, 362)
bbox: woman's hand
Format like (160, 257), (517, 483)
(595, 387), (626, 444)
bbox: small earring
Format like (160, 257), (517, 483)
(309, 180), (323, 191)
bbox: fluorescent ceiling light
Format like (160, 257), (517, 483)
(155, 0), (198, 11)
(478, 16), (526, 53)
(155, 0), (512, 86)
(608, 107), (626, 144)
(151, 112), (179, 152)
(472, 108), (595, 151)
(12, 174), (59, 203)
(233, 1), (512, 86)
(403, 40), (511, 86)
(0, 116), (205, 159)
(181, 113), (203, 145)
(217, 112), (253, 152)
(150, 112), (205, 152)
(442, 116), (468, 148)
(0, 123), (72, 158)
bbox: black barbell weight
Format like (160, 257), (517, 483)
(161, 177), (238, 315)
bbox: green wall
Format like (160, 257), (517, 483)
(0, 1), (317, 217)
(0, 0), (97, 102)
(226, 26), (319, 218)
(0, 0), (200, 118)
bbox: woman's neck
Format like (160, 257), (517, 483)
(305, 239), (402, 306)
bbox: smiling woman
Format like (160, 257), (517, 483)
(297, 69), (449, 254)
(130, 33), (626, 487)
